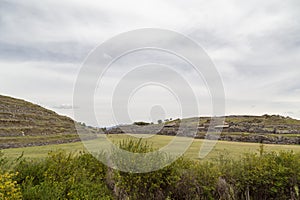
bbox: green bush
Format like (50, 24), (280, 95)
(14, 151), (113, 200)
(0, 171), (22, 199)
(133, 121), (150, 126)
(110, 139), (181, 199)
(219, 150), (300, 199)
(0, 151), (22, 199)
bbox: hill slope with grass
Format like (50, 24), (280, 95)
(0, 95), (96, 149)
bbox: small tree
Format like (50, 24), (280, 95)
(157, 119), (162, 124)
(133, 122), (150, 126)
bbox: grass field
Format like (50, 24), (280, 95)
(2, 134), (300, 161)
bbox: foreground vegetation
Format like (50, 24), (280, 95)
(1, 139), (300, 199)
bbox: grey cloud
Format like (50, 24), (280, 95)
(1, 0), (300, 126)
(0, 41), (92, 63)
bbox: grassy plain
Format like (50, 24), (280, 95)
(2, 134), (300, 161)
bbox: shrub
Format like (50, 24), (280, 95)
(133, 121), (150, 126)
(0, 151), (22, 199)
(14, 151), (113, 200)
(0, 171), (22, 199)
(219, 151), (300, 199)
(111, 139), (182, 199)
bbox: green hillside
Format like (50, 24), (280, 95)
(0, 95), (96, 149)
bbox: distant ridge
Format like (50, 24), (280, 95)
(107, 115), (300, 145)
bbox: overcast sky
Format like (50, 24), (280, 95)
(1, 0), (300, 126)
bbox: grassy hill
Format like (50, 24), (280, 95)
(0, 95), (96, 149)
(108, 115), (300, 144)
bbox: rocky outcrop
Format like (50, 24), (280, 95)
(195, 134), (300, 145)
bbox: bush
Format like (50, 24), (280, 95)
(0, 151), (22, 199)
(111, 139), (182, 199)
(14, 151), (113, 200)
(0, 171), (22, 199)
(133, 121), (150, 126)
(219, 150), (300, 199)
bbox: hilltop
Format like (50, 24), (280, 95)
(0, 95), (97, 149)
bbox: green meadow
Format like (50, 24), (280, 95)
(3, 134), (300, 160)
